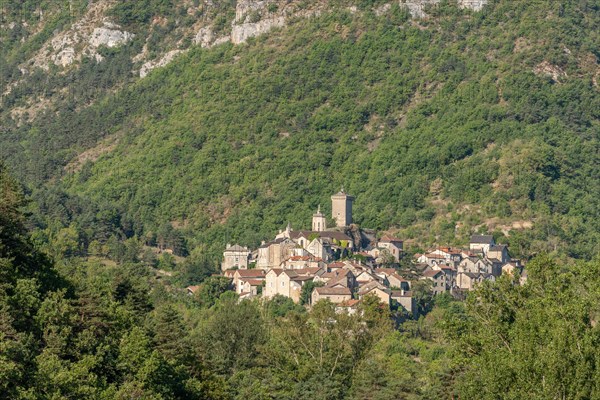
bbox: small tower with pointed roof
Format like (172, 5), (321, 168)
(312, 205), (327, 232)
(331, 188), (354, 227)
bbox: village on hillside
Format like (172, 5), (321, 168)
(190, 189), (526, 315)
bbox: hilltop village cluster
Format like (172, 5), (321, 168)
(207, 190), (525, 314)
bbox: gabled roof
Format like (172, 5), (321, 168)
(235, 269), (266, 278)
(380, 236), (403, 243)
(223, 270), (237, 278)
(423, 269), (443, 278)
(186, 285), (200, 294)
(489, 244), (507, 251)
(388, 273), (408, 283)
(358, 280), (387, 294)
(470, 235), (494, 244)
(242, 279), (264, 286)
(292, 275), (315, 282)
(328, 262), (346, 269)
(338, 299), (361, 307)
(224, 244), (249, 252)
(374, 268), (397, 277)
(259, 237), (292, 249)
(314, 287), (352, 296)
(321, 269), (353, 280)
(267, 268), (285, 276)
(294, 267), (324, 276)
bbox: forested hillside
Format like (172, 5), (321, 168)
(1, 0), (599, 262)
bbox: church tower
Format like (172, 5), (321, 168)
(312, 205), (327, 232)
(331, 188), (354, 227)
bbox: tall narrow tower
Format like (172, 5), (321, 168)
(312, 205), (327, 232)
(331, 188), (354, 227)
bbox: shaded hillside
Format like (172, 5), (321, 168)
(2, 0), (599, 261)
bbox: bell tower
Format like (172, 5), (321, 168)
(331, 188), (354, 227)
(312, 205), (327, 232)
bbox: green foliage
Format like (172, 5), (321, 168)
(454, 256), (600, 399)
(195, 276), (233, 308)
(110, 0), (174, 26)
(300, 280), (324, 305)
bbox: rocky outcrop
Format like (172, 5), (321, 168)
(89, 26), (134, 48)
(140, 50), (186, 78)
(193, 26), (230, 48)
(458, 0), (488, 11)
(231, 16), (286, 44)
(400, 0), (488, 18)
(534, 61), (567, 83)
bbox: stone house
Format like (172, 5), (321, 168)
(373, 268), (398, 280)
(422, 269), (446, 295)
(290, 230), (354, 252)
(502, 262), (522, 277)
(459, 257), (493, 275)
(232, 269), (266, 293)
(456, 271), (495, 290)
(488, 244), (509, 264)
(264, 269), (313, 303)
(391, 290), (415, 314)
(238, 279), (263, 296)
(280, 255), (324, 270)
(429, 247), (462, 265)
(315, 269), (356, 289)
(358, 285), (391, 305)
(469, 234), (495, 256)
(256, 238), (297, 269)
(312, 287), (353, 305)
(355, 270), (378, 285)
(221, 244), (251, 271)
(418, 253), (447, 267)
(305, 237), (332, 261)
(386, 273), (410, 291)
(378, 236), (404, 262)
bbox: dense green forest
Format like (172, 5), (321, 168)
(2, 164), (600, 399)
(1, 0), (599, 265)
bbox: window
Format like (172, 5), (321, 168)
(281, 281), (285, 287)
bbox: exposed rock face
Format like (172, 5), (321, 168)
(534, 61), (567, 83)
(400, 0), (488, 18)
(193, 26), (230, 48)
(51, 48), (77, 67)
(230, 0), (287, 44)
(89, 26), (134, 48)
(400, 0), (441, 18)
(231, 16), (286, 44)
(140, 50), (185, 78)
(458, 0), (488, 11)
(194, 27), (215, 47)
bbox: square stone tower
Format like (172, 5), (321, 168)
(331, 188), (354, 227)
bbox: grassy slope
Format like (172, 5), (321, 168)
(8, 0), (600, 260)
